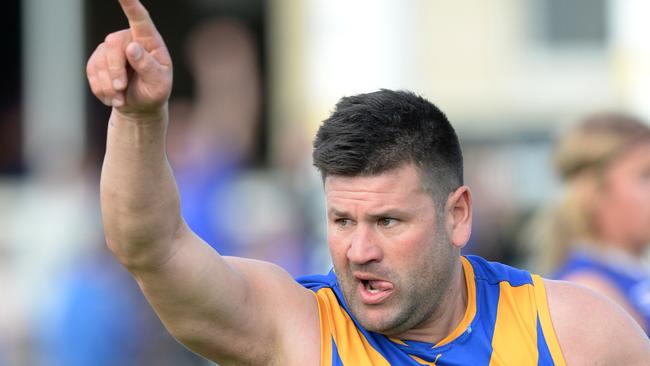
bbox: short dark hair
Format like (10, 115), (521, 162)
(312, 89), (463, 208)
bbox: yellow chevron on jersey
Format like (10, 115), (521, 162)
(297, 255), (566, 365)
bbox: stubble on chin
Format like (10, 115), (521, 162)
(337, 268), (413, 334)
(337, 254), (455, 336)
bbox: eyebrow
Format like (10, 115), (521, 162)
(327, 208), (410, 219)
(328, 208), (349, 218)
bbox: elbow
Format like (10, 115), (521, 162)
(102, 211), (185, 271)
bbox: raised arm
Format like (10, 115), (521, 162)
(86, 1), (318, 364)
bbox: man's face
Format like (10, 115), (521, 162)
(325, 163), (456, 336)
(596, 142), (650, 250)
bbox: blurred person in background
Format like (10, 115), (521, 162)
(166, 16), (310, 275)
(525, 112), (650, 334)
(167, 17), (261, 257)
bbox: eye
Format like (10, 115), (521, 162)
(335, 218), (352, 227)
(378, 217), (398, 228)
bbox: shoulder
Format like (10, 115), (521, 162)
(544, 279), (650, 366)
(560, 270), (647, 328)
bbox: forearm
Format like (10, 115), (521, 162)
(100, 106), (182, 269)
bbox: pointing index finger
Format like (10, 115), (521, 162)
(118, 0), (158, 39)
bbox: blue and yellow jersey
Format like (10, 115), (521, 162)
(297, 255), (566, 365)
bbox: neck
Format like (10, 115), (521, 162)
(589, 231), (645, 257)
(609, 240), (644, 257)
(579, 242), (646, 267)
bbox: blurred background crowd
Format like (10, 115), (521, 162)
(1, 0), (649, 365)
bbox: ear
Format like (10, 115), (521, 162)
(444, 186), (472, 249)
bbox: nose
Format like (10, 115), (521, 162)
(346, 224), (383, 265)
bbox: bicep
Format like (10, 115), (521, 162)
(545, 279), (650, 366)
(130, 221), (318, 364)
(224, 256), (321, 364)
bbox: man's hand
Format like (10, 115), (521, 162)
(86, 0), (172, 116)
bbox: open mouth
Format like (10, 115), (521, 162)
(355, 274), (394, 304)
(362, 279), (385, 293)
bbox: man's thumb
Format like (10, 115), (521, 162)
(125, 42), (158, 78)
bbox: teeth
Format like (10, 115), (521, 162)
(365, 281), (380, 294)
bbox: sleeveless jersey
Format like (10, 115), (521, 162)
(554, 249), (650, 335)
(297, 255), (566, 365)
